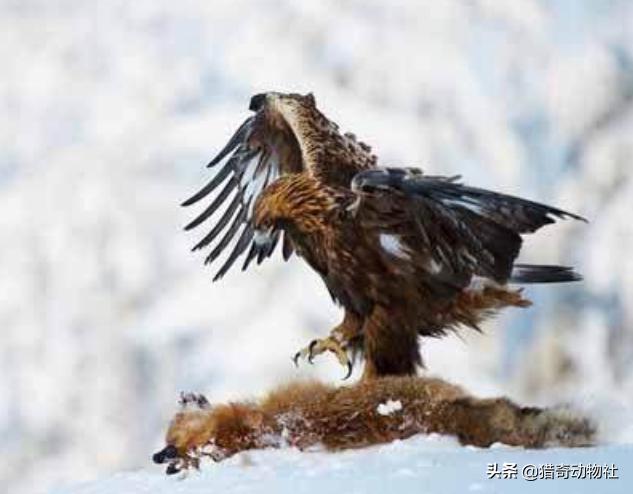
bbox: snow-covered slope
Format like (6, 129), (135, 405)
(53, 437), (631, 494)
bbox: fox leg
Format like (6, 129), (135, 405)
(293, 310), (363, 379)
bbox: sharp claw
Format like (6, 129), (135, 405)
(342, 361), (353, 380)
(294, 337), (351, 376)
(307, 340), (318, 364)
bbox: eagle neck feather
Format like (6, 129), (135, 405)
(275, 104), (376, 185)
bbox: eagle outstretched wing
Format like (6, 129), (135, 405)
(182, 97), (304, 280)
(351, 168), (586, 287)
(183, 92), (377, 281)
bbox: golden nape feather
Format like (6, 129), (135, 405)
(184, 92), (587, 380)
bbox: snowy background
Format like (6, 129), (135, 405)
(2, 1), (633, 493)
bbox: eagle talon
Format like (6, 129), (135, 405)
(307, 339), (318, 364)
(293, 336), (353, 377)
(343, 361), (353, 380)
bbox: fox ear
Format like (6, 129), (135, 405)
(305, 92), (316, 106)
(179, 392), (210, 409)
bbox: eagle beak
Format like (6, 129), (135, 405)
(253, 227), (274, 247)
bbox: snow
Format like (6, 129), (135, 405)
(52, 437), (632, 494)
(2, 1), (633, 494)
(376, 399), (403, 416)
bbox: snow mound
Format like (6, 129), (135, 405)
(52, 436), (631, 494)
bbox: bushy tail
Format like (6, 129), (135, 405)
(510, 264), (582, 284)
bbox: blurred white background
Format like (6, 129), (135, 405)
(1, 1), (633, 493)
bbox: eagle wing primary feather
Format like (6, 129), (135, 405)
(351, 168), (586, 286)
(182, 104), (303, 280)
(183, 92), (380, 280)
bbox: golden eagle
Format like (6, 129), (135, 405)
(184, 92), (585, 379)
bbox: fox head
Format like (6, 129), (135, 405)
(153, 393), (266, 474)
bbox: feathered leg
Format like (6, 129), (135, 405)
(293, 310), (363, 379)
(362, 306), (420, 380)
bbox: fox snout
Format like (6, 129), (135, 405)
(152, 444), (178, 465)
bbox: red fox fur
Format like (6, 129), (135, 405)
(153, 376), (594, 474)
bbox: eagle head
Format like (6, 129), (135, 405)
(247, 92), (323, 145)
(249, 91), (316, 114)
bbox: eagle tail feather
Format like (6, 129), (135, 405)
(510, 264), (582, 284)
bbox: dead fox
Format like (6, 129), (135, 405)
(153, 376), (595, 474)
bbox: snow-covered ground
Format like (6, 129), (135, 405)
(54, 437), (632, 494)
(2, 1), (633, 493)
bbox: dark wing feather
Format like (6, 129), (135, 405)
(213, 225), (254, 281)
(353, 168), (585, 232)
(204, 198), (250, 266)
(190, 192), (241, 251)
(181, 157), (234, 209)
(241, 242), (259, 272)
(183, 112), (302, 279)
(206, 117), (253, 168)
(352, 167), (585, 286)
(185, 175), (238, 234)
(281, 232), (294, 261)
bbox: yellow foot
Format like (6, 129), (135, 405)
(293, 336), (353, 380)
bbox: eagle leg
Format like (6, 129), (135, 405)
(361, 306), (421, 381)
(292, 311), (363, 379)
